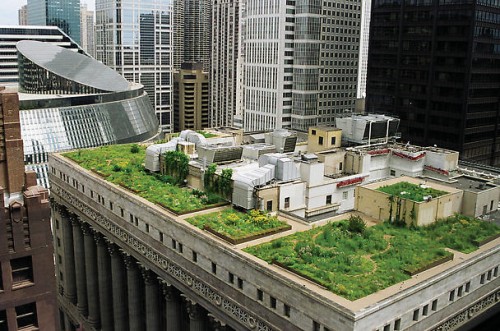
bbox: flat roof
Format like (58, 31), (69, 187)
(445, 176), (496, 193)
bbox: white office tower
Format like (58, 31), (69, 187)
(80, 4), (95, 57)
(95, 0), (173, 133)
(241, 0), (361, 132)
(211, 0), (240, 128)
(357, 0), (371, 99)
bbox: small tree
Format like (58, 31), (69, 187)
(204, 163), (217, 191)
(162, 150), (189, 185)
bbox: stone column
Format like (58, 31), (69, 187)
(143, 269), (161, 331)
(125, 255), (145, 331)
(163, 283), (181, 331)
(208, 314), (228, 331)
(96, 235), (114, 331)
(61, 208), (76, 304)
(109, 246), (129, 331)
(83, 224), (100, 328)
(71, 215), (87, 316)
(184, 296), (206, 331)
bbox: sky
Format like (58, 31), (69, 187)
(0, 0), (95, 26)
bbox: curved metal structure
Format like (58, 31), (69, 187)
(16, 41), (159, 187)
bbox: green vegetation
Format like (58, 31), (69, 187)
(203, 164), (233, 200)
(422, 214), (500, 253)
(197, 130), (217, 138)
(377, 182), (448, 202)
(186, 209), (290, 241)
(244, 215), (500, 300)
(64, 144), (223, 213)
(161, 150), (189, 185)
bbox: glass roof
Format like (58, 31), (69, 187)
(16, 40), (129, 92)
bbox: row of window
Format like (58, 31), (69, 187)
(377, 265), (499, 331)
(0, 303), (38, 331)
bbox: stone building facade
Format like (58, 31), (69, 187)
(0, 86), (56, 330)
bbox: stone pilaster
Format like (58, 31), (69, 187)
(184, 296), (206, 331)
(83, 224), (100, 328)
(61, 208), (76, 303)
(163, 282), (181, 331)
(71, 215), (88, 316)
(125, 254), (145, 331)
(96, 235), (114, 331)
(109, 246), (129, 331)
(143, 269), (161, 331)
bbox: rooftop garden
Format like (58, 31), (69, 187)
(186, 208), (291, 244)
(63, 144), (224, 214)
(377, 182), (448, 202)
(244, 215), (500, 300)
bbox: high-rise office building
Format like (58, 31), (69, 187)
(366, 0), (500, 166)
(173, 0), (212, 71)
(95, 0), (174, 133)
(0, 86), (57, 331)
(210, 0), (241, 128)
(241, 0), (362, 132)
(18, 5), (28, 25)
(27, 0), (81, 45)
(80, 4), (95, 57)
(356, 0), (371, 99)
(173, 62), (209, 131)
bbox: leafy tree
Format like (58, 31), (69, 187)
(348, 215), (366, 234)
(162, 150), (189, 185)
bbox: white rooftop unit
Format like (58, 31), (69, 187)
(259, 154), (300, 182)
(335, 114), (400, 144)
(232, 164), (276, 210)
(198, 145), (243, 164)
(264, 129), (298, 153)
(145, 141), (179, 172)
(242, 144), (277, 160)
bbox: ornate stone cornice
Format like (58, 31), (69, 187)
(51, 181), (275, 331)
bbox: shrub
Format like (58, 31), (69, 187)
(348, 215), (366, 234)
(112, 164), (122, 172)
(130, 144), (140, 153)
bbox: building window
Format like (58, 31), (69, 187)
(257, 289), (263, 301)
(212, 262), (217, 274)
(480, 274), (485, 284)
(228, 272), (234, 283)
(326, 195), (332, 204)
(178, 243), (183, 253)
(449, 290), (455, 301)
(120, 208), (124, 217)
(413, 309), (419, 321)
(465, 281), (470, 293)
(431, 299), (438, 311)
(0, 310), (7, 331)
(270, 296), (276, 309)
(339, 162), (343, 171)
(284, 304), (291, 317)
(16, 302), (38, 329)
(284, 197), (290, 209)
(318, 136), (324, 145)
(494, 267), (498, 277)
(313, 321), (320, 331)
(159, 232), (164, 243)
(266, 200), (273, 211)
(331, 137), (336, 145)
(237, 278), (244, 289)
(145, 224), (150, 233)
(109, 201), (113, 210)
(457, 286), (463, 297)
(487, 270), (492, 281)
(11, 256), (34, 287)
(312, 130), (316, 135)
(423, 304), (429, 316)
(171, 239), (177, 249)
(342, 191), (348, 200)
(390, 170), (396, 176)
(192, 251), (198, 262)
(383, 325), (390, 331)
(394, 318), (401, 330)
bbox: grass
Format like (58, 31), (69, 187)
(244, 216), (500, 300)
(377, 182), (448, 202)
(63, 144), (223, 213)
(186, 209), (290, 241)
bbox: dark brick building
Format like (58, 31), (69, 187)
(0, 86), (56, 330)
(366, 0), (500, 166)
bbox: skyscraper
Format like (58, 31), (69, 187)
(173, 0), (212, 71)
(366, 0), (500, 166)
(18, 5), (28, 25)
(80, 4), (95, 57)
(95, 0), (173, 133)
(211, 0), (241, 128)
(357, 0), (371, 99)
(241, 0), (362, 132)
(27, 0), (81, 45)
